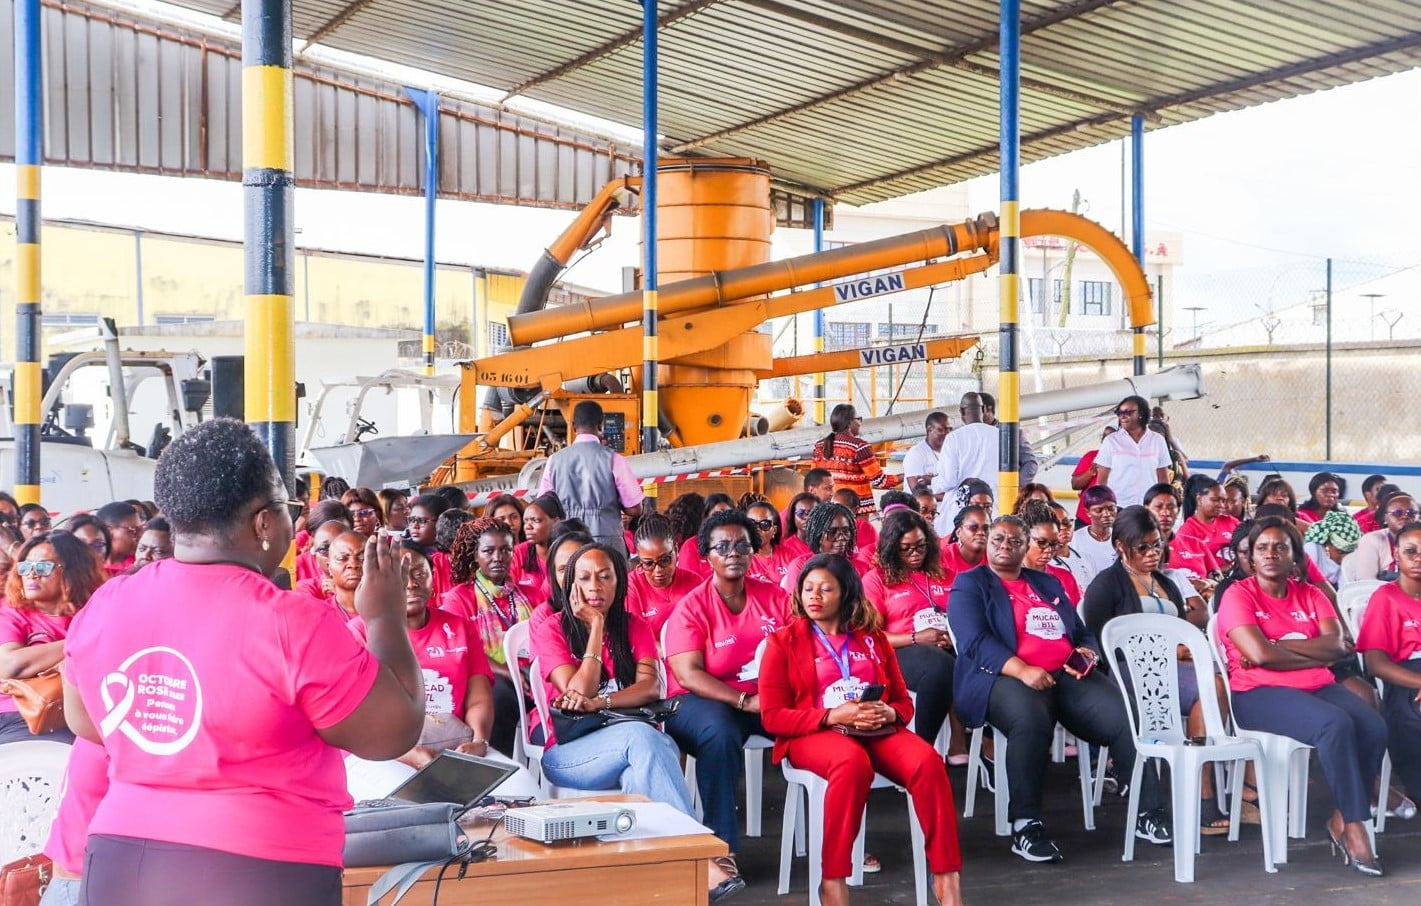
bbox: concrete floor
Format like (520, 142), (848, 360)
(725, 758), (1421, 906)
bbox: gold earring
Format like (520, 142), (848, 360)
(261, 538), (271, 552)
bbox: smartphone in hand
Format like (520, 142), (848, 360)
(858, 683), (886, 702)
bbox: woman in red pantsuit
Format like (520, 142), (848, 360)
(759, 553), (963, 906)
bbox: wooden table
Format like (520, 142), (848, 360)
(342, 797), (726, 906)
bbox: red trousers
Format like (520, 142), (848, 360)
(781, 728), (962, 879)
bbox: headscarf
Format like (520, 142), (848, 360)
(1304, 509), (1362, 553)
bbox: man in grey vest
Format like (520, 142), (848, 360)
(537, 401), (644, 553)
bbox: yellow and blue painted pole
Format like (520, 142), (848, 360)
(13, 0), (43, 505)
(997, 0), (1021, 508)
(1130, 113), (1146, 376)
(641, 0), (660, 479)
(242, 0), (296, 488)
(407, 87), (440, 376)
(812, 197), (826, 423)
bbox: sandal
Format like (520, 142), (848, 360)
(709, 856), (746, 903)
(861, 853), (881, 874)
(1199, 798), (1231, 836)
(1238, 782), (1262, 825)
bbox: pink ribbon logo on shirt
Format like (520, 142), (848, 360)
(98, 646), (203, 756)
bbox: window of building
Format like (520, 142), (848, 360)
(876, 323), (938, 340)
(825, 321), (870, 350)
(153, 314), (216, 325)
(1026, 278), (1063, 314)
(41, 312), (99, 327)
(1081, 281), (1112, 316)
(486, 320), (511, 350)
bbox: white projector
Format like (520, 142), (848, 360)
(504, 801), (637, 843)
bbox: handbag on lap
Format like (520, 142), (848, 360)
(0, 854), (51, 906)
(0, 670), (66, 736)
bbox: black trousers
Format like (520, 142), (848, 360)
(1382, 660), (1421, 800)
(986, 670), (1161, 822)
(490, 672), (524, 758)
(895, 645), (955, 746)
(81, 835), (341, 906)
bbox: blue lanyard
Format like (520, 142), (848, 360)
(906, 576), (946, 612)
(810, 624), (853, 682)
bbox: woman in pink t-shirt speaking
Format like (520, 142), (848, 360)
(1218, 518), (1388, 877)
(61, 419), (425, 906)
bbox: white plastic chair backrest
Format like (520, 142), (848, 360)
(657, 622), (673, 695)
(1206, 612), (1239, 713)
(1338, 580), (1384, 637)
(1101, 613), (1229, 743)
(502, 620), (535, 745)
(0, 740), (71, 863)
(527, 655), (555, 740)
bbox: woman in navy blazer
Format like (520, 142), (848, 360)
(948, 514), (1171, 864)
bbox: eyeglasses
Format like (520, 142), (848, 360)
(16, 560), (57, 578)
(750, 518), (776, 531)
(637, 553), (676, 571)
(1132, 541), (1165, 554)
(988, 534), (1026, 549)
(1115, 408), (1138, 417)
(1388, 508), (1419, 520)
(1398, 547), (1421, 560)
(407, 516), (433, 526)
(265, 499), (304, 522)
(793, 508), (813, 520)
(898, 541), (928, 555)
(709, 541), (754, 556)
(21, 517), (51, 530)
(351, 507), (377, 520)
(1029, 537), (1062, 552)
(824, 527), (854, 540)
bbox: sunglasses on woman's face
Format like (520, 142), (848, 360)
(750, 518), (776, 531)
(17, 560), (58, 578)
(637, 553), (676, 571)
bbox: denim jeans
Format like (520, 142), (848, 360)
(40, 878), (80, 906)
(540, 721), (694, 815)
(664, 693), (766, 852)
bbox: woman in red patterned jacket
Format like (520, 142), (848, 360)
(811, 405), (900, 517)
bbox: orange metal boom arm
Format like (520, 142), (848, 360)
(764, 335), (979, 379)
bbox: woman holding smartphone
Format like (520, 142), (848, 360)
(759, 554), (962, 906)
(949, 515), (1171, 864)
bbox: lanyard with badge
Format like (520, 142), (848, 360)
(474, 574), (524, 630)
(812, 623), (865, 707)
(905, 576), (950, 632)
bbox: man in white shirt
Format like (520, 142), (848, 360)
(933, 393), (999, 535)
(1094, 394), (1171, 509)
(902, 411), (949, 493)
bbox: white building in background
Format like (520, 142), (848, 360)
(1184, 264), (1421, 348)
(770, 186), (1183, 358)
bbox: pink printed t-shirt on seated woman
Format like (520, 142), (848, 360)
(527, 606), (659, 747)
(810, 630), (883, 707)
(625, 566), (702, 638)
(349, 606), (492, 721)
(1355, 583), (1421, 663)
(660, 576), (788, 697)
(63, 559), (380, 867)
(859, 568), (950, 635)
(1216, 576), (1339, 694)
(0, 607), (72, 716)
(1003, 578), (1074, 672)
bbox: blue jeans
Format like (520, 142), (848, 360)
(541, 721), (694, 815)
(40, 878), (80, 906)
(1232, 682), (1387, 824)
(664, 693), (766, 852)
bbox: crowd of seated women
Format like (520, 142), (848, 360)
(8, 408), (1421, 905)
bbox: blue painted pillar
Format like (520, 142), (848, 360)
(1131, 113), (1146, 376)
(996, 0), (1021, 507)
(641, 0), (661, 465)
(812, 197), (826, 423)
(13, 0), (43, 504)
(407, 87), (440, 376)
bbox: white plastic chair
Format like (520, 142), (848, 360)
(0, 740), (71, 863)
(527, 656), (621, 798)
(1338, 585), (1397, 834)
(1102, 614), (1276, 882)
(501, 620), (542, 787)
(1208, 614), (1315, 863)
(777, 759), (928, 906)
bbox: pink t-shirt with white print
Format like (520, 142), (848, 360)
(661, 577), (789, 697)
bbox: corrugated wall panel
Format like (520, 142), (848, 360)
(1, 0), (819, 226)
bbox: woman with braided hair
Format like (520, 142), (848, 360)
(625, 514), (702, 637)
(780, 502), (872, 593)
(667, 492), (711, 578)
(811, 404), (900, 519)
(440, 517), (533, 756)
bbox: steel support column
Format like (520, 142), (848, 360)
(407, 87), (440, 376)
(1131, 113), (1146, 376)
(812, 197), (826, 423)
(13, 0), (43, 505)
(996, 0), (1021, 508)
(640, 0), (660, 469)
(242, 0), (296, 488)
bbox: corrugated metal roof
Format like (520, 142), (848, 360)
(165, 0), (1421, 205)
